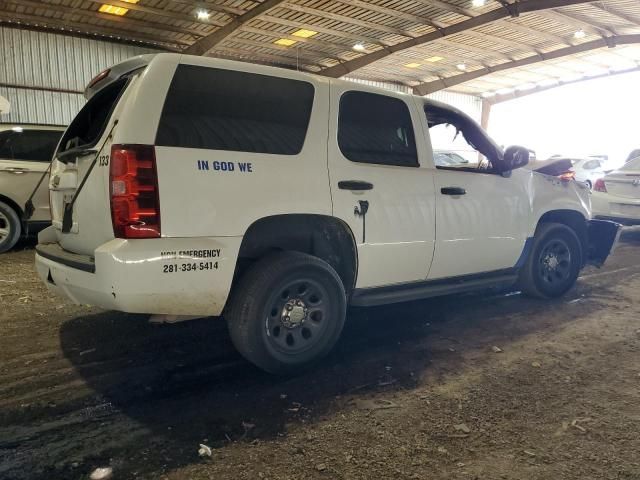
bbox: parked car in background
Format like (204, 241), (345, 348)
(570, 158), (607, 189)
(592, 155), (640, 224)
(0, 124), (64, 252)
(531, 157), (605, 189)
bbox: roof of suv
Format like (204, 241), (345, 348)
(0, 123), (66, 131)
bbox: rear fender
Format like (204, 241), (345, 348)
(586, 219), (622, 267)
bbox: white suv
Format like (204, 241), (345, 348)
(0, 124), (64, 252)
(35, 54), (620, 373)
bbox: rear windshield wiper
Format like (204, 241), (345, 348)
(56, 146), (98, 163)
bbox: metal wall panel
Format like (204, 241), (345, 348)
(0, 26), (157, 125)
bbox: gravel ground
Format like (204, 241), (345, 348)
(0, 232), (639, 480)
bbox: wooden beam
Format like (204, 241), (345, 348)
(218, 36), (343, 64)
(5, 0), (204, 39)
(211, 46), (322, 71)
(279, 3), (420, 39)
(408, 0), (574, 45)
(590, 3), (640, 27)
(539, 8), (617, 36)
(239, 25), (360, 53)
(319, 0), (595, 78)
(333, 0), (545, 55)
(413, 34), (640, 95)
(0, 11), (184, 49)
(261, 15), (390, 48)
(185, 0), (286, 56)
(82, 0), (226, 27)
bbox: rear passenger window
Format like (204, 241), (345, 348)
(156, 65), (315, 155)
(338, 91), (418, 167)
(0, 129), (62, 162)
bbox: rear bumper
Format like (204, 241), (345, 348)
(586, 219), (623, 268)
(35, 234), (242, 316)
(591, 192), (640, 222)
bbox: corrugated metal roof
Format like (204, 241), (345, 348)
(0, 0), (638, 96)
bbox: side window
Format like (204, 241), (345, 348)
(156, 65), (315, 155)
(338, 91), (418, 167)
(0, 129), (62, 162)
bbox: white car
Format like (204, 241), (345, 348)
(570, 158), (607, 189)
(35, 54), (620, 373)
(592, 155), (640, 224)
(0, 124), (64, 252)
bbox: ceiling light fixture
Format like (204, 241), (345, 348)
(471, 0), (486, 7)
(404, 62), (422, 68)
(274, 38), (297, 47)
(457, 63), (467, 71)
(426, 56), (443, 62)
(292, 29), (318, 38)
(196, 9), (210, 21)
(574, 29), (586, 39)
(99, 0), (138, 16)
(353, 42), (366, 52)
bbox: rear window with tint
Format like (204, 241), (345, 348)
(59, 77), (128, 153)
(0, 129), (62, 162)
(156, 65), (315, 155)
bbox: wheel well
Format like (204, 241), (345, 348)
(537, 210), (588, 262)
(234, 215), (358, 295)
(0, 194), (23, 219)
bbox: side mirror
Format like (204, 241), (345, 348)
(502, 145), (530, 172)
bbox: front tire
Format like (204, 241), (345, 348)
(0, 202), (21, 253)
(518, 223), (582, 299)
(225, 251), (346, 374)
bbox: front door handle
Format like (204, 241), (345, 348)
(441, 186), (466, 195)
(339, 180), (373, 191)
(4, 167), (30, 174)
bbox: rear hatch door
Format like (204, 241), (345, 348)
(49, 72), (141, 256)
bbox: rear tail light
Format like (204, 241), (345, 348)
(594, 178), (607, 192)
(109, 144), (161, 238)
(558, 170), (576, 182)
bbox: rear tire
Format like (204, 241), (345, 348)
(585, 180), (592, 190)
(518, 222), (582, 299)
(225, 251), (346, 374)
(0, 202), (21, 253)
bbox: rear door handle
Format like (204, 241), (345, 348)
(338, 180), (373, 191)
(441, 186), (466, 195)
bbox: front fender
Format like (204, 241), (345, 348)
(586, 219), (622, 267)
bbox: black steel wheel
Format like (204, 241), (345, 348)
(519, 222), (582, 299)
(225, 251), (346, 374)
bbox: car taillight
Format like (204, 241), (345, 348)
(594, 178), (607, 192)
(109, 144), (161, 239)
(559, 170), (576, 182)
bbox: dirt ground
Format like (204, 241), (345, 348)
(0, 233), (639, 480)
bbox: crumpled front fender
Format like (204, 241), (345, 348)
(586, 219), (623, 268)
